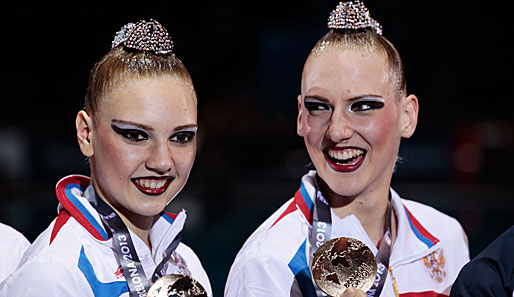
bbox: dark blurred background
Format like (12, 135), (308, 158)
(0, 1), (512, 295)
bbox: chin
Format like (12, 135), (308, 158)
(319, 171), (366, 197)
(131, 198), (168, 217)
(330, 183), (363, 198)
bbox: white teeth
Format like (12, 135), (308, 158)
(135, 179), (168, 189)
(328, 148), (364, 161)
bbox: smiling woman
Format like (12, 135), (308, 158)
(77, 76), (198, 240)
(1, 19), (212, 297)
(225, 2), (469, 297)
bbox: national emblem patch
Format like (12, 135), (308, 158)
(170, 251), (191, 275)
(422, 248), (446, 283)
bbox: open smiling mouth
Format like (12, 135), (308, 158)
(323, 147), (366, 172)
(131, 177), (174, 196)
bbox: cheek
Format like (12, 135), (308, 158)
(174, 144), (197, 174)
(95, 135), (145, 177)
(357, 110), (399, 149)
(96, 134), (122, 165)
(304, 112), (330, 146)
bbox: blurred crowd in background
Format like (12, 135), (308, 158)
(0, 1), (512, 295)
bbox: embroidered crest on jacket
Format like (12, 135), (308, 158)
(422, 248), (446, 283)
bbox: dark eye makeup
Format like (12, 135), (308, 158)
(170, 130), (196, 144)
(349, 98), (385, 112)
(304, 98), (332, 112)
(111, 124), (149, 142)
(304, 96), (385, 114)
(111, 120), (197, 144)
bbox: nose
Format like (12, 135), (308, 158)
(145, 141), (173, 175)
(326, 109), (354, 143)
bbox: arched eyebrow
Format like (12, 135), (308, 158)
(112, 119), (198, 133)
(111, 119), (153, 131)
(347, 95), (384, 102)
(304, 95), (329, 102)
(305, 94), (384, 103)
(173, 124), (198, 132)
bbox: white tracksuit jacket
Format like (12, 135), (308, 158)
(0, 175), (212, 297)
(0, 223), (30, 282)
(225, 171), (469, 297)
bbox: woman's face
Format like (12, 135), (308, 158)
(298, 48), (417, 198)
(78, 76), (197, 220)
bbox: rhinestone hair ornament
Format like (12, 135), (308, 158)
(327, 1), (383, 35)
(112, 19), (174, 55)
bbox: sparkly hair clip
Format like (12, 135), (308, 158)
(112, 19), (174, 55)
(327, 1), (383, 35)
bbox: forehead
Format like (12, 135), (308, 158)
(97, 76), (197, 125)
(302, 48), (394, 98)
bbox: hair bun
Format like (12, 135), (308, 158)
(112, 19), (174, 55)
(327, 1), (382, 35)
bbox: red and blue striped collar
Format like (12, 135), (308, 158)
(293, 181), (314, 225)
(291, 172), (440, 250)
(56, 175), (109, 241)
(55, 175), (180, 242)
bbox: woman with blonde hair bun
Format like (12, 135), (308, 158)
(225, 2), (469, 297)
(1, 19), (212, 297)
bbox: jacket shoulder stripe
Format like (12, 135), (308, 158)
(294, 183), (314, 225)
(269, 201), (297, 229)
(403, 205), (440, 248)
(288, 239), (316, 297)
(77, 245), (129, 297)
(49, 209), (71, 245)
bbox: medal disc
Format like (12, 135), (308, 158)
(147, 274), (207, 297)
(311, 237), (377, 296)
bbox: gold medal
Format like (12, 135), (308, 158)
(147, 274), (207, 297)
(311, 237), (377, 296)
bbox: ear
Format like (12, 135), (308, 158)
(297, 94), (305, 137)
(76, 110), (95, 157)
(400, 94), (419, 138)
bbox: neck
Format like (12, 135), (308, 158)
(116, 210), (154, 250)
(317, 177), (391, 247)
(92, 183), (154, 249)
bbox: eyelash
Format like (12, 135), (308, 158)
(170, 131), (196, 144)
(305, 101), (331, 112)
(304, 100), (384, 113)
(112, 125), (196, 144)
(349, 100), (384, 112)
(112, 126), (149, 142)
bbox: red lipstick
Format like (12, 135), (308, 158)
(323, 147), (366, 172)
(131, 177), (173, 196)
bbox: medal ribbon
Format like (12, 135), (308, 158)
(85, 186), (182, 297)
(367, 203), (391, 297)
(309, 182), (392, 297)
(310, 190), (332, 296)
